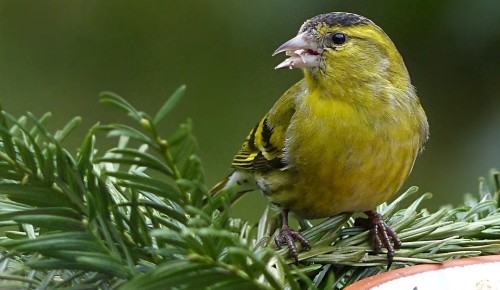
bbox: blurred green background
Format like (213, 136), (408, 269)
(1, 1), (499, 219)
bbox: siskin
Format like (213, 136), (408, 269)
(212, 12), (429, 267)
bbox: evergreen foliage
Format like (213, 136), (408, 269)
(0, 87), (499, 289)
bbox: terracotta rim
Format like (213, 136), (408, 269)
(345, 255), (500, 290)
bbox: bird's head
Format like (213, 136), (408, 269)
(274, 12), (411, 93)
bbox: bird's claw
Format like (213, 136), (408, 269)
(275, 226), (311, 264)
(356, 211), (401, 270)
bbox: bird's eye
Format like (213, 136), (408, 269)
(332, 33), (347, 45)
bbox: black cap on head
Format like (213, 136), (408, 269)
(300, 12), (371, 33)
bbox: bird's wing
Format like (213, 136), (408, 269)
(232, 79), (306, 171)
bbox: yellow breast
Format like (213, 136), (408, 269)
(266, 88), (424, 218)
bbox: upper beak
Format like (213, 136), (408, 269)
(273, 32), (321, 70)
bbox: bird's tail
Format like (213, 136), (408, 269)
(210, 176), (231, 195)
(209, 170), (258, 204)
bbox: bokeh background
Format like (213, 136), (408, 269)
(1, 1), (499, 220)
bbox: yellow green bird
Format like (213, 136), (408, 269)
(213, 12), (429, 266)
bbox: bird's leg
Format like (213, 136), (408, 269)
(356, 210), (401, 269)
(274, 209), (311, 263)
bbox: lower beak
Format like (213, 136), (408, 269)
(273, 32), (321, 70)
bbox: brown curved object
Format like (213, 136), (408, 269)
(345, 255), (500, 290)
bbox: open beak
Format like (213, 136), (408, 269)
(273, 32), (322, 70)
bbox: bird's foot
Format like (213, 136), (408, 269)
(356, 210), (401, 269)
(275, 225), (311, 263)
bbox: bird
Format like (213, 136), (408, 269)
(212, 12), (429, 267)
